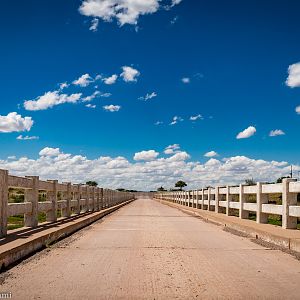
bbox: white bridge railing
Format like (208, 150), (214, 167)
(0, 169), (135, 238)
(155, 178), (300, 229)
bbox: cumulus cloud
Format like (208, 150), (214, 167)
(204, 151), (218, 158)
(103, 74), (118, 84)
(89, 18), (99, 31)
(73, 73), (93, 87)
(0, 148), (297, 191)
(134, 150), (159, 161)
(24, 91), (82, 111)
(17, 135), (39, 140)
(164, 144), (180, 155)
(103, 104), (121, 112)
(170, 116), (183, 125)
(296, 106), (300, 114)
(269, 129), (285, 137)
(236, 126), (256, 139)
(39, 147), (61, 157)
(79, 0), (182, 27)
(120, 66), (140, 82)
(139, 92), (157, 101)
(86, 104), (96, 109)
(286, 62), (300, 88)
(181, 77), (190, 84)
(0, 112), (34, 133)
(190, 114), (202, 121)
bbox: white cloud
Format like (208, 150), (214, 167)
(73, 73), (93, 87)
(103, 74), (118, 85)
(0, 112), (34, 133)
(236, 126), (256, 139)
(190, 114), (202, 121)
(86, 104), (96, 109)
(204, 151), (218, 158)
(154, 121), (163, 125)
(134, 150), (159, 161)
(79, 0), (182, 27)
(296, 106), (300, 114)
(286, 62), (300, 88)
(24, 91), (82, 111)
(103, 104), (121, 112)
(39, 147), (61, 157)
(82, 91), (101, 102)
(89, 18), (99, 31)
(170, 116), (183, 125)
(164, 144), (180, 155)
(170, 15), (178, 24)
(139, 92), (157, 101)
(59, 82), (69, 90)
(181, 77), (190, 84)
(17, 135), (39, 140)
(1, 148), (297, 191)
(269, 129), (285, 137)
(120, 66), (140, 82)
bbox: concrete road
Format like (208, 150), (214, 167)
(2, 197), (300, 299)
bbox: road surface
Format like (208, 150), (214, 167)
(1, 197), (300, 299)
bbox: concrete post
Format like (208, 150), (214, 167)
(195, 190), (199, 208)
(46, 180), (58, 222)
(76, 185), (81, 214)
(226, 186), (232, 216)
(239, 184), (249, 219)
(256, 182), (268, 224)
(64, 183), (71, 217)
(207, 188), (211, 211)
(24, 176), (39, 227)
(91, 187), (95, 212)
(215, 186), (219, 213)
(201, 189), (204, 210)
(85, 186), (89, 212)
(100, 188), (103, 210)
(282, 178), (297, 229)
(0, 170), (8, 237)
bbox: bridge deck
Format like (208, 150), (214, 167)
(1, 197), (300, 299)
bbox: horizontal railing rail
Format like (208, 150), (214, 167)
(154, 178), (300, 229)
(0, 169), (135, 238)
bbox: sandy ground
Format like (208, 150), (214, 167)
(1, 197), (300, 299)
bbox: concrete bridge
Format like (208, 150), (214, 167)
(1, 169), (300, 299)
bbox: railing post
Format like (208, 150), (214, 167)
(46, 180), (58, 222)
(91, 187), (96, 211)
(192, 190), (195, 208)
(100, 188), (103, 210)
(239, 184), (249, 219)
(0, 170), (8, 237)
(207, 188), (211, 211)
(76, 185), (81, 214)
(201, 189), (204, 209)
(85, 186), (89, 212)
(215, 186), (219, 213)
(256, 182), (268, 224)
(226, 186), (232, 216)
(282, 178), (297, 229)
(63, 182), (71, 218)
(24, 176), (39, 227)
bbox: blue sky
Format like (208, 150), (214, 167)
(0, 0), (299, 190)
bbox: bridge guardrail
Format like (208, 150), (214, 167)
(0, 169), (135, 238)
(154, 178), (300, 229)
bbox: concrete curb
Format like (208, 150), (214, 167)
(0, 199), (135, 270)
(156, 199), (300, 254)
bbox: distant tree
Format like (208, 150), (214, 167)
(157, 186), (166, 192)
(86, 181), (98, 187)
(175, 180), (187, 191)
(276, 176), (290, 183)
(245, 178), (256, 186)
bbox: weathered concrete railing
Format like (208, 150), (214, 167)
(0, 169), (135, 238)
(155, 178), (300, 229)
